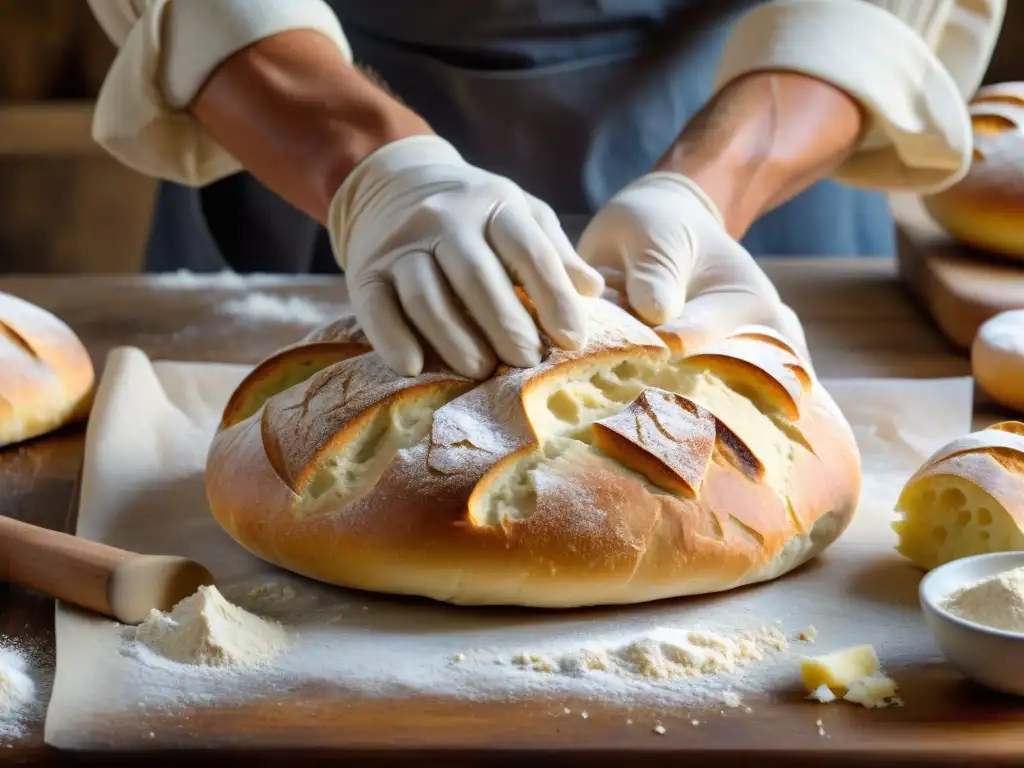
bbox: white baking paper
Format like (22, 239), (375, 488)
(44, 347), (975, 749)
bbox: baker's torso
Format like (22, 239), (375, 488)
(148, 0), (894, 273)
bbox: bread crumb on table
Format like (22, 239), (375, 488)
(797, 626), (818, 642)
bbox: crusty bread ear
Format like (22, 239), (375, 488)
(592, 389), (719, 497)
(0, 292), (94, 447)
(894, 420), (1024, 570)
(220, 342), (372, 430)
(206, 302), (861, 608)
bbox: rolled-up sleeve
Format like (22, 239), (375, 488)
(86, 0), (353, 186)
(715, 0), (1006, 193)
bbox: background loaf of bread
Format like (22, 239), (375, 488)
(923, 82), (1024, 259)
(971, 310), (1024, 413)
(894, 421), (1024, 570)
(206, 297), (862, 608)
(0, 292), (94, 448)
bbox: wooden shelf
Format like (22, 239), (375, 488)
(0, 101), (102, 157)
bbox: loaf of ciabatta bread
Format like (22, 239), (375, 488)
(894, 421), (1024, 570)
(0, 292), (95, 448)
(205, 296), (861, 608)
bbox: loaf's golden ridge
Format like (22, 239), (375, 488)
(205, 297), (861, 607)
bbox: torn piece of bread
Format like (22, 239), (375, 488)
(205, 297), (861, 608)
(894, 421), (1024, 571)
(0, 292), (95, 448)
(801, 645), (880, 695)
(801, 645), (901, 709)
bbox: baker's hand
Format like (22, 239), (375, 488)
(328, 135), (605, 379)
(578, 172), (807, 356)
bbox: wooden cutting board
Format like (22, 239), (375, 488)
(892, 194), (1024, 351)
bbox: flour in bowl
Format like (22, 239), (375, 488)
(943, 565), (1024, 633)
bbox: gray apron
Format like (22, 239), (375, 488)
(144, 0), (895, 273)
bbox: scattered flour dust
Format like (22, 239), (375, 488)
(113, 579), (823, 723)
(217, 294), (336, 325)
(146, 268), (342, 325)
(942, 565), (1024, 632)
(131, 585), (291, 668)
(509, 624), (788, 680)
(0, 637), (50, 742)
(478, 622), (797, 712)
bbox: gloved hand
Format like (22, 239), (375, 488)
(329, 135), (605, 379)
(578, 172), (808, 357)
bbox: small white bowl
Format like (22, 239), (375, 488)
(919, 551), (1024, 696)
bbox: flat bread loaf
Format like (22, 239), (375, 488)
(0, 292), (95, 448)
(894, 421), (1024, 571)
(206, 297), (861, 607)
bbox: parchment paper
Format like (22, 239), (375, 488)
(44, 346), (975, 749)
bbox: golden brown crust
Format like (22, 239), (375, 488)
(205, 297), (861, 607)
(0, 292), (95, 448)
(923, 82), (1024, 259)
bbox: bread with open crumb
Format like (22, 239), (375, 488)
(205, 294), (861, 607)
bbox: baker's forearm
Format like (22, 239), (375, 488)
(656, 71), (865, 238)
(190, 29), (432, 224)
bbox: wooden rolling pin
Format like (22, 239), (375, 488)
(0, 515), (215, 624)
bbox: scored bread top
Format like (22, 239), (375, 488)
(0, 292), (95, 448)
(206, 295), (861, 608)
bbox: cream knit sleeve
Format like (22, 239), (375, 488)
(86, 0), (353, 186)
(716, 0), (1006, 193)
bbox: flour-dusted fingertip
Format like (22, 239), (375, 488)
(566, 258), (606, 298)
(382, 346), (425, 378)
(447, 345), (498, 381)
(627, 276), (684, 327)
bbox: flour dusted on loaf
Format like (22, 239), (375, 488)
(943, 565), (1024, 632)
(133, 585), (290, 668)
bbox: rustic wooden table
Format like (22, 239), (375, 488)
(0, 261), (1014, 766)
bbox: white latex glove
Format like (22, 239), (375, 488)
(578, 172), (808, 356)
(328, 135), (605, 379)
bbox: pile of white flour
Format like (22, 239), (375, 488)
(130, 585), (290, 669)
